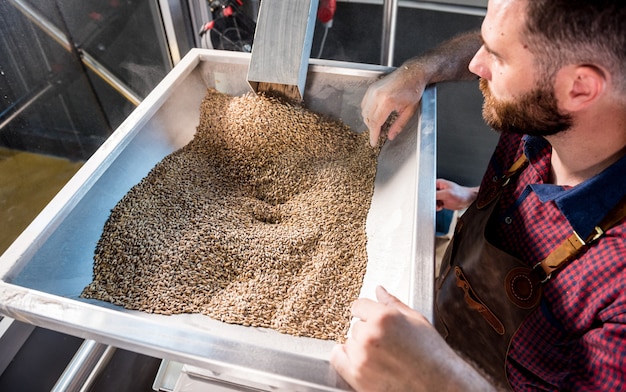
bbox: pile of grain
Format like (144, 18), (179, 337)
(81, 88), (379, 341)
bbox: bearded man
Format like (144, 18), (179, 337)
(331, 0), (626, 390)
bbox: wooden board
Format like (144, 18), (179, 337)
(247, 0), (318, 102)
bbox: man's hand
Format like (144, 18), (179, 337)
(330, 286), (494, 392)
(361, 66), (426, 147)
(361, 31), (482, 148)
(436, 179), (479, 211)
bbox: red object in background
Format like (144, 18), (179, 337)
(199, 20), (215, 35)
(317, 0), (336, 25)
(88, 12), (103, 21)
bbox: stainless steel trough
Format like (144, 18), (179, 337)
(0, 49), (436, 391)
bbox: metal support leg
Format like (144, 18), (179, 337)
(51, 340), (116, 392)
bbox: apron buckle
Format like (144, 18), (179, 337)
(532, 261), (552, 283)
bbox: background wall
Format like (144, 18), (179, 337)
(0, 0), (171, 161)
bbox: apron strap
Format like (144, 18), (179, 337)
(476, 154), (529, 209)
(505, 154), (530, 182)
(535, 196), (626, 282)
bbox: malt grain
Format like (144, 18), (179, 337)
(81, 89), (379, 341)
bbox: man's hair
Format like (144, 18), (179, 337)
(521, 0), (626, 97)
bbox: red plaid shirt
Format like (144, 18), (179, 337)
(480, 133), (626, 390)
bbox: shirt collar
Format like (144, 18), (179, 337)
(523, 135), (626, 239)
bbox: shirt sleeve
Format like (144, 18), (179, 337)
(566, 315), (626, 390)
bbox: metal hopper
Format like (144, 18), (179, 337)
(0, 43), (436, 391)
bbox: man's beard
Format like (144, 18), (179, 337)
(479, 78), (572, 137)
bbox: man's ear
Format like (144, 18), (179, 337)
(556, 65), (606, 112)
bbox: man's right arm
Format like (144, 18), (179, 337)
(330, 286), (500, 392)
(362, 31), (482, 146)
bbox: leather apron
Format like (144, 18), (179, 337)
(434, 155), (626, 389)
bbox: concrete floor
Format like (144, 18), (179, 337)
(0, 147), (82, 254)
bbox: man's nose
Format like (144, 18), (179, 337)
(468, 46), (490, 80)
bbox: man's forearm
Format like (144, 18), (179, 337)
(400, 31), (482, 86)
